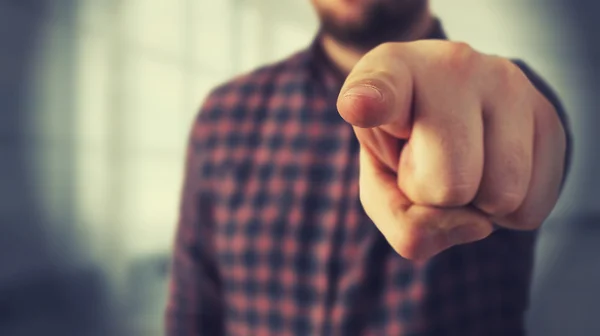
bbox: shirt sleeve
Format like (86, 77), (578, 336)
(165, 97), (224, 336)
(512, 59), (573, 190)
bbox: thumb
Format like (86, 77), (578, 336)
(336, 44), (414, 135)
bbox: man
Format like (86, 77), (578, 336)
(166, 0), (572, 335)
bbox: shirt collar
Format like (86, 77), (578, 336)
(308, 18), (448, 98)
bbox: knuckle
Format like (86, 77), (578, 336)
(386, 212), (428, 260)
(494, 57), (520, 82)
(510, 214), (543, 231)
(447, 41), (474, 55)
(500, 209), (544, 230)
(373, 41), (401, 56)
(431, 182), (478, 207)
(389, 229), (426, 260)
(536, 95), (567, 147)
(476, 192), (523, 217)
(440, 42), (480, 76)
(388, 207), (447, 260)
(477, 146), (530, 216)
(488, 57), (526, 96)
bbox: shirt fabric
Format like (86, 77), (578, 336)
(166, 21), (572, 336)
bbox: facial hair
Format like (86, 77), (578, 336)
(318, 0), (428, 51)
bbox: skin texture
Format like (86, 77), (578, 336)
(336, 41), (567, 260)
(311, 0), (568, 260)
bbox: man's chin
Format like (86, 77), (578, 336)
(316, 0), (428, 50)
(320, 23), (395, 51)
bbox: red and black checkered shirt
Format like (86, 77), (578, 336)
(166, 21), (571, 336)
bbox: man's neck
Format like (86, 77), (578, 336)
(321, 10), (435, 76)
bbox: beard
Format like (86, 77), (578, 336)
(318, 0), (428, 51)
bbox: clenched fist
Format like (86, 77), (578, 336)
(337, 41), (567, 260)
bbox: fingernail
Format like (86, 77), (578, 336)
(343, 85), (383, 101)
(447, 225), (487, 245)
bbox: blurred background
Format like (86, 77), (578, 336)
(0, 0), (598, 335)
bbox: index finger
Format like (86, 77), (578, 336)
(338, 41), (486, 207)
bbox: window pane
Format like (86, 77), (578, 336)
(75, 33), (110, 150)
(193, 0), (234, 73)
(238, 4), (262, 73)
(122, 0), (186, 59)
(121, 155), (182, 255)
(122, 53), (186, 153)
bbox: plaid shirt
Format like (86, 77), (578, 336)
(166, 21), (571, 336)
